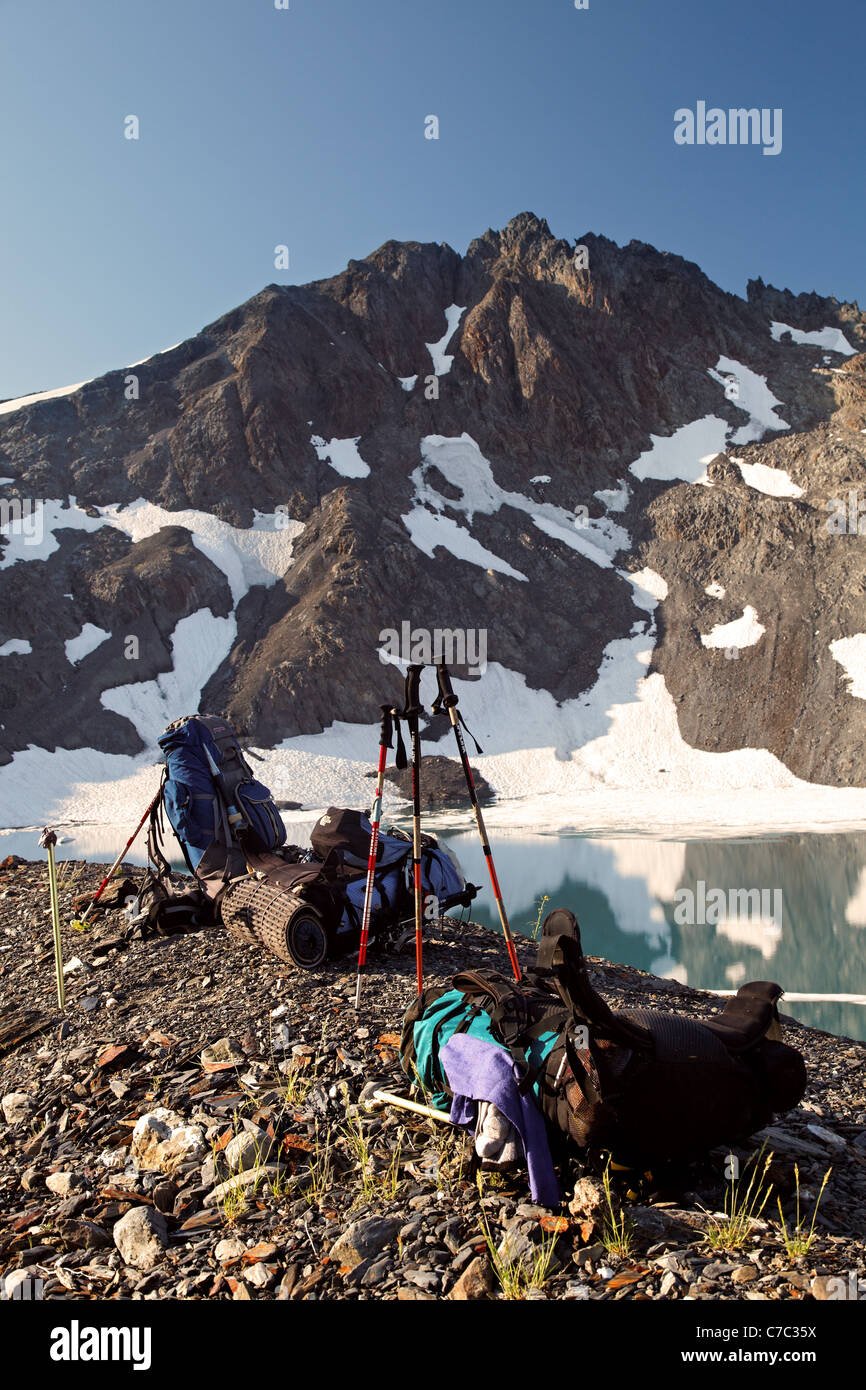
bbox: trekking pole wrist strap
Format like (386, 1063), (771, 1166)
(431, 665), (483, 753)
(381, 704), (408, 771)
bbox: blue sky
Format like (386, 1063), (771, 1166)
(1, 0), (863, 399)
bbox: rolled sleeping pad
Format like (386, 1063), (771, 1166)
(220, 875), (330, 969)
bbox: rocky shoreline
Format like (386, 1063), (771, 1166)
(1, 856), (864, 1302)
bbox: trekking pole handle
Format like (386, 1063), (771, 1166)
(435, 662), (459, 710)
(379, 704), (395, 747)
(404, 663), (424, 717)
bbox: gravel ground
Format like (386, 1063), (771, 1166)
(1, 855), (864, 1303)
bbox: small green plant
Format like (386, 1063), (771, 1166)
(408, 1059), (434, 1106)
(777, 1165), (831, 1258)
(704, 1147), (774, 1252)
(379, 1130), (405, 1201)
(280, 1020), (328, 1108)
(301, 1123), (335, 1206)
(220, 1185), (248, 1225)
(531, 894), (550, 940)
(342, 1112), (406, 1206)
(478, 1209), (559, 1300)
(267, 1167), (295, 1201)
(341, 1112), (375, 1204)
(600, 1159), (636, 1259)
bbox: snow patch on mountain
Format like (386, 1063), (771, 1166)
(0, 381), (89, 418)
(1, 495), (301, 602)
(705, 582), (726, 598)
(770, 321), (856, 356)
(0, 498), (106, 568)
(710, 357), (790, 444)
(595, 480), (630, 512)
(126, 342), (184, 369)
(411, 434), (629, 570)
(700, 605), (766, 650)
(622, 567), (668, 609)
(425, 304), (465, 376)
(99, 500), (302, 605)
(4, 637), (865, 833)
(100, 609), (236, 744)
(401, 506), (528, 581)
(0, 639), (31, 656)
(732, 459), (804, 498)
(628, 418), (728, 483)
(310, 435), (371, 479)
(829, 634), (866, 699)
(65, 624), (111, 665)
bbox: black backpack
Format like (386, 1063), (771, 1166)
(401, 908), (807, 1166)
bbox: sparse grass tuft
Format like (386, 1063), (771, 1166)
(301, 1123), (335, 1206)
(600, 1158), (636, 1260)
(219, 1185), (249, 1226)
(531, 894), (550, 940)
(478, 1208), (559, 1300)
(341, 1111), (405, 1206)
(703, 1146), (774, 1252)
(777, 1164), (831, 1258)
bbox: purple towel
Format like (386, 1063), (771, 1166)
(441, 1033), (561, 1208)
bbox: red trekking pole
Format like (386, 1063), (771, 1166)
(70, 791), (161, 930)
(354, 705), (401, 1009)
(432, 663), (521, 982)
(402, 664), (425, 994)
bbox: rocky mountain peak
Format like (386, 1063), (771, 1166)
(0, 214), (864, 798)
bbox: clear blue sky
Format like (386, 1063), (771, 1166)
(1, 0), (863, 399)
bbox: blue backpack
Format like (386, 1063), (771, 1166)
(151, 714), (286, 892)
(308, 807), (468, 941)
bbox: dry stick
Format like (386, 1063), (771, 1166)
(371, 1090), (454, 1124)
(433, 663), (522, 982)
(72, 791), (160, 928)
(39, 828), (65, 1010)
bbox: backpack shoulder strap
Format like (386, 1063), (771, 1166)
(197, 715), (251, 803)
(535, 933), (652, 1049)
(147, 768), (177, 880)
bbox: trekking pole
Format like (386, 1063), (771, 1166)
(69, 792), (160, 931)
(39, 828), (65, 1010)
(354, 705), (401, 1010)
(432, 663), (521, 982)
(403, 663), (425, 995)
